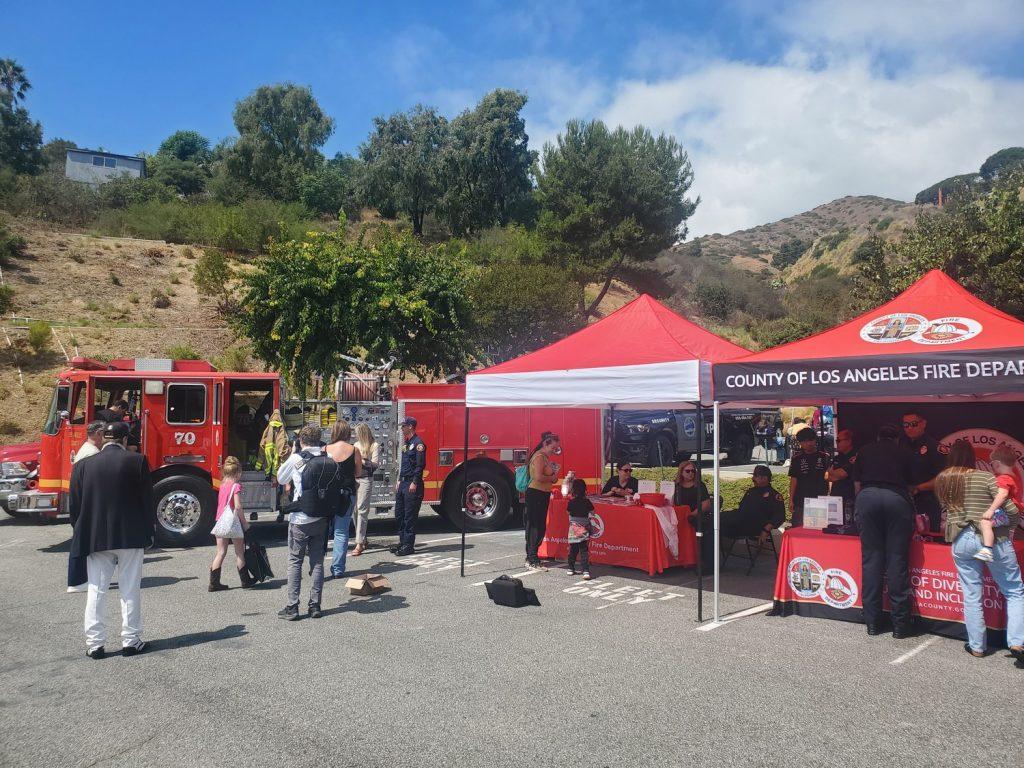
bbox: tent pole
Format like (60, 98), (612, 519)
(695, 402), (703, 623)
(713, 400), (721, 623)
(460, 405), (469, 577)
(609, 404), (616, 477)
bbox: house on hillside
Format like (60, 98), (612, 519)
(64, 149), (146, 186)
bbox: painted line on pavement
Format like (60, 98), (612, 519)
(890, 635), (940, 665)
(413, 531), (520, 547)
(695, 602), (774, 631)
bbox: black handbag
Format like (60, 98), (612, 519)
(485, 574), (540, 607)
(244, 541), (274, 583)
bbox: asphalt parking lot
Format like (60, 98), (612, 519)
(1, 510), (1021, 768)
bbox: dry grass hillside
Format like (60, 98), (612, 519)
(661, 195), (922, 278)
(0, 218), (236, 442)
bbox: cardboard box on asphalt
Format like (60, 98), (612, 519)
(346, 574), (391, 595)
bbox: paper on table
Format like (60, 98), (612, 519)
(803, 498), (830, 530)
(659, 481), (675, 499)
(637, 479), (658, 494)
(817, 496), (845, 526)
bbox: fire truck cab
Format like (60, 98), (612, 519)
(17, 357), (280, 546)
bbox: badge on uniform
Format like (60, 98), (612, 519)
(920, 445), (928, 455)
(416, 443), (424, 452)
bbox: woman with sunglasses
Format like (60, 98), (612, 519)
(673, 460), (711, 514)
(525, 431), (562, 569)
(602, 463), (639, 498)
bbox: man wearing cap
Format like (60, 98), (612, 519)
(68, 422), (155, 659)
(720, 465), (786, 539)
(900, 412), (944, 532)
(391, 417), (426, 556)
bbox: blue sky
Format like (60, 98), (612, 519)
(6, 1), (1024, 235)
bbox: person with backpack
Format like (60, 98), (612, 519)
(275, 424), (342, 620)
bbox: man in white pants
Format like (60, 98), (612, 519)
(68, 422), (155, 659)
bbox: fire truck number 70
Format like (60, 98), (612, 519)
(173, 432), (197, 446)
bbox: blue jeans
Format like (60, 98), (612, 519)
(951, 527), (1024, 651)
(331, 496), (355, 577)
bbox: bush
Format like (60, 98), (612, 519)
(26, 320), (50, 353)
(875, 216), (894, 231)
(109, 273), (121, 286)
(165, 343), (200, 360)
(151, 289), (171, 308)
(3, 173), (101, 227)
(694, 280), (738, 320)
(192, 248), (235, 310)
(212, 345), (250, 372)
(0, 284), (13, 314)
(771, 237), (810, 269)
(97, 175), (174, 209)
(0, 221), (27, 267)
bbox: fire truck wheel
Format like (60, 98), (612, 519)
(443, 464), (512, 532)
(153, 475), (215, 546)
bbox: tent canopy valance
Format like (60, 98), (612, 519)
(712, 270), (1024, 404)
(467, 294), (749, 409)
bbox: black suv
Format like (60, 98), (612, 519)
(609, 408), (782, 467)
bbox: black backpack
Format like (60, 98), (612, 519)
(297, 450), (343, 519)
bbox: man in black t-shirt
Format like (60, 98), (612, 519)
(788, 428), (830, 527)
(827, 429), (857, 523)
(602, 463), (639, 498)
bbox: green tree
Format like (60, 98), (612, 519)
(772, 237), (810, 269)
(298, 154), (361, 217)
(151, 157), (207, 196)
(914, 173), (982, 205)
(234, 223), (475, 384)
(694, 280), (737, 321)
(437, 89), (536, 236)
(0, 103), (42, 174)
(0, 59), (30, 105)
(157, 130), (212, 164)
(192, 248), (235, 311)
(359, 105), (447, 235)
(858, 169), (1024, 318)
(226, 83), (334, 200)
(97, 175), (174, 208)
(980, 147), (1024, 181)
(536, 119), (697, 317)
(40, 138), (77, 172)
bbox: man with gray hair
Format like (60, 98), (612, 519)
(73, 421), (106, 464)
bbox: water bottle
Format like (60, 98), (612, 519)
(561, 470), (575, 498)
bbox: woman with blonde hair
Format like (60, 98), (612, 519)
(326, 420), (361, 578)
(352, 422), (381, 556)
(208, 456), (253, 591)
(936, 440), (1023, 659)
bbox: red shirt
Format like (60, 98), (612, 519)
(995, 473), (1022, 509)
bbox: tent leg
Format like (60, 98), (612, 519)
(609, 404), (616, 476)
(460, 407), (470, 577)
(695, 403), (703, 623)
(713, 400), (721, 624)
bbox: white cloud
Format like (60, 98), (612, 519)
(596, 56), (1024, 236)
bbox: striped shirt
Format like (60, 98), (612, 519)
(943, 470), (1020, 543)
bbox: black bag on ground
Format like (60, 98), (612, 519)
(244, 541), (274, 583)
(485, 574), (540, 607)
(297, 450), (342, 519)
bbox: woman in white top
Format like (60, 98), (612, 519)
(352, 423), (381, 556)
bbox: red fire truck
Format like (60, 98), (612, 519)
(17, 359), (604, 546)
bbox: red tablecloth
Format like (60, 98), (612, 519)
(538, 498), (697, 575)
(774, 527), (1024, 637)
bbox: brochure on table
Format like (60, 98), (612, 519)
(804, 496), (845, 529)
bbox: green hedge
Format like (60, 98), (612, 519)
(626, 467), (792, 518)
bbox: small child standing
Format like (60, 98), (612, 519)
(208, 456), (254, 590)
(975, 445), (1022, 562)
(565, 478), (594, 581)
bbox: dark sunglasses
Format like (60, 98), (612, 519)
(682, 468), (696, 474)
(620, 467), (632, 473)
(902, 421), (920, 428)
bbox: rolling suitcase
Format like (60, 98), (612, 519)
(485, 574), (540, 607)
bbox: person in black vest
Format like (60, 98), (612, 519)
(788, 427), (830, 526)
(853, 424), (916, 638)
(720, 465), (786, 539)
(901, 411), (944, 532)
(275, 424), (341, 620)
(391, 416), (426, 556)
(68, 422), (155, 659)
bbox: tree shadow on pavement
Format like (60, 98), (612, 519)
(140, 575), (199, 589)
(323, 593), (408, 617)
(150, 623), (248, 652)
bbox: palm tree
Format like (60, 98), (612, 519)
(0, 59), (31, 105)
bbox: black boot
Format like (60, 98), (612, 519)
(208, 567), (228, 592)
(238, 567), (255, 589)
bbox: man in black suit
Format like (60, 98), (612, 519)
(69, 422), (155, 659)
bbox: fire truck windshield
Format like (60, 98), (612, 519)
(42, 384), (70, 436)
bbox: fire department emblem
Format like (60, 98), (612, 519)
(787, 557), (823, 598)
(939, 430), (1024, 490)
(914, 317), (982, 345)
(588, 512), (606, 540)
(819, 568), (858, 609)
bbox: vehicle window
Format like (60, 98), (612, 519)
(70, 382), (86, 425)
(42, 385), (70, 436)
(167, 384), (206, 425)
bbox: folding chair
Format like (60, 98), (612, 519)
(720, 527), (779, 575)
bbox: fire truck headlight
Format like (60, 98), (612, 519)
(2, 461), (30, 478)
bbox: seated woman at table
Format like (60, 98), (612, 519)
(720, 465), (786, 542)
(602, 463), (639, 498)
(674, 460), (711, 515)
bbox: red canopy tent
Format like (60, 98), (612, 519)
(713, 269), (1024, 403)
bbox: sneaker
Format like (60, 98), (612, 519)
(66, 584), (87, 593)
(389, 544), (402, 554)
(565, 567), (577, 575)
(582, 571), (593, 581)
(534, 560), (549, 571)
(122, 641), (147, 657)
(86, 646), (105, 660)
(277, 604), (301, 621)
(974, 547), (994, 562)
(308, 603), (323, 619)
(395, 546), (415, 556)
(249, 511), (258, 522)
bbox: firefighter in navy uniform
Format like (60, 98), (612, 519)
(827, 429), (858, 525)
(720, 465), (786, 539)
(900, 412), (944, 532)
(390, 416), (426, 556)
